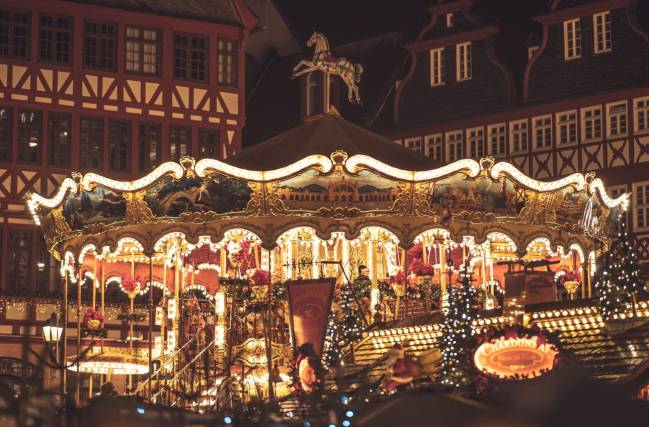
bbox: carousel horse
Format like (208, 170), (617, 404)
(292, 31), (364, 105)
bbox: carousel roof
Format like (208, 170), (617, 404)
(231, 111), (438, 170)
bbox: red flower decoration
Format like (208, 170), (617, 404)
(83, 308), (104, 329)
(121, 275), (140, 293)
(250, 269), (270, 285)
(389, 270), (405, 285)
(504, 326), (518, 340)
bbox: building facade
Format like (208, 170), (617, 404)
(0, 0), (257, 295)
(390, 0), (649, 270)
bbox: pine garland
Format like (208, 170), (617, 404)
(440, 266), (480, 389)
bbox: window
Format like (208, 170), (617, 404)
(488, 123), (506, 157)
(593, 12), (611, 53)
(467, 127), (484, 158)
(633, 182), (649, 230)
(7, 228), (31, 292)
(79, 117), (103, 171)
(169, 126), (191, 161)
(446, 13), (453, 28)
(446, 131), (463, 162)
(83, 21), (116, 70)
(217, 38), (237, 86)
(556, 110), (577, 145)
(509, 120), (528, 154)
(528, 46), (539, 60)
(424, 134), (442, 161)
(0, 9), (30, 59)
(48, 112), (71, 167)
(125, 26), (160, 75)
(174, 33), (207, 81)
(199, 129), (219, 159)
(39, 14), (72, 65)
(581, 106), (602, 141)
(0, 107), (11, 162)
(634, 97), (649, 133)
(430, 48), (444, 86)
(606, 101), (627, 137)
(140, 123), (160, 172)
(18, 110), (41, 164)
(404, 137), (422, 153)
(456, 42), (471, 81)
(108, 120), (131, 173)
(36, 235), (60, 294)
(563, 18), (581, 60)
(533, 115), (552, 149)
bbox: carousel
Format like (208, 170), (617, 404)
(25, 110), (627, 410)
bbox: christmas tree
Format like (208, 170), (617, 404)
(594, 216), (642, 320)
(322, 282), (364, 368)
(440, 265), (480, 389)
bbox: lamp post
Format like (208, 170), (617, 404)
(42, 312), (65, 405)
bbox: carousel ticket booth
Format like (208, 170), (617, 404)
(26, 112), (626, 408)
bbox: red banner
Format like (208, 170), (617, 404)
(287, 279), (336, 355)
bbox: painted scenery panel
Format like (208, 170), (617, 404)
(275, 169), (402, 212)
(63, 187), (126, 230)
(145, 172), (252, 217)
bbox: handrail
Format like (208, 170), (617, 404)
(134, 331), (201, 395)
(150, 337), (217, 403)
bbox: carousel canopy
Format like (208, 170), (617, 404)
(25, 113), (628, 261)
(231, 112), (437, 170)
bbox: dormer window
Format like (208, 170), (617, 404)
(456, 42), (471, 81)
(594, 12), (611, 53)
(430, 47), (444, 86)
(528, 46), (539, 60)
(563, 18), (581, 60)
(446, 13), (453, 28)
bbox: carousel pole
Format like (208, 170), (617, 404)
(100, 256), (105, 352)
(439, 242), (447, 309)
(60, 250), (68, 407)
(76, 261), (81, 404)
(265, 247), (274, 400)
(148, 254), (154, 397)
(88, 254), (98, 400)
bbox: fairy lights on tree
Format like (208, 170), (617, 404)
(440, 264), (480, 389)
(323, 283), (364, 368)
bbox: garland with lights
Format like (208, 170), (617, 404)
(594, 216), (642, 320)
(439, 265), (480, 389)
(322, 282), (365, 368)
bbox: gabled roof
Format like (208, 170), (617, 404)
(231, 112), (438, 171)
(67, 0), (245, 26)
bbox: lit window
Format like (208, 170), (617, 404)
(467, 127), (484, 158)
(48, 112), (71, 167)
(606, 101), (627, 137)
(140, 123), (160, 172)
(563, 18), (581, 60)
(446, 131), (463, 162)
(634, 97), (649, 133)
(18, 110), (41, 164)
(430, 48), (444, 86)
(528, 46), (539, 60)
(0, 9), (30, 59)
(217, 38), (237, 86)
(581, 106), (602, 141)
(125, 26), (160, 75)
(446, 13), (453, 28)
(456, 42), (471, 81)
(424, 134), (442, 161)
(593, 12), (611, 54)
(633, 181), (649, 230)
(509, 120), (528, 154)
(404, 137), (422, 153)
(488, 123), (506, 157)
(556, 110), (577, 145)
(533, 115), (553, 149)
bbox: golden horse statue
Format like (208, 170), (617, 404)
(292, 32), (364, 105)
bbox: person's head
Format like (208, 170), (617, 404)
(358, 265), (369, 276)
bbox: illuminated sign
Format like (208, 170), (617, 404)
(474, 336), (558, 379)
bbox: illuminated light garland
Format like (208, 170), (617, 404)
(185, 284), (215, 301)
(113, 237), (145, 256)
(194, 154), (333, 182)
(78, 243), (98, 263)
(590, 178), (629, 210)
(26, 177), (78, 218)
(345, 156), (481, 182)
(81, 162), (184, 192)
(490, 161), (586, 192)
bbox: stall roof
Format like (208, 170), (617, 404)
(231, 112), (438, 171)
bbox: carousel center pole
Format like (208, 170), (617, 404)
(76, 260), (82, 404)
(60, 251), (68, 407)
(265, 247), (274, 400)
(148, 254), (154, 398)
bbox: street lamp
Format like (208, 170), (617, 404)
(42, 312), (63, 344)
